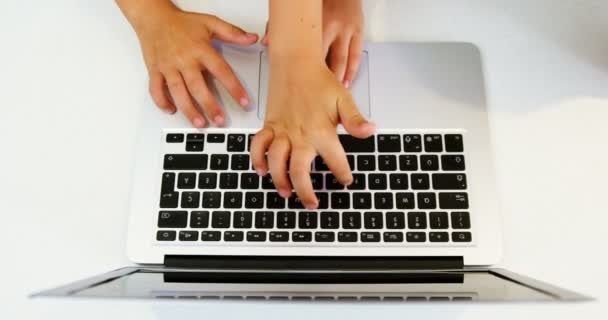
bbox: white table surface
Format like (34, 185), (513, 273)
(1, 0), (607, 319)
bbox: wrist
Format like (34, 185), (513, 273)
(116, 0), (178, 35)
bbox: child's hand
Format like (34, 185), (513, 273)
(117, 0), (258, 127)
(250, 58), (375, 209)
(261, 0), (364, 88)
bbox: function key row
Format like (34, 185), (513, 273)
(158, 210), (471, 230)
(156, 230), (472, 243)
(166, 133), (464, 153)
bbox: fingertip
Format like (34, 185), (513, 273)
(213, 115), (225, 127)
(278, 188), (291, 198)
(193, 117), (205, 128)
(343, 79), (351, 89)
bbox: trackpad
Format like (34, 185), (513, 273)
(257, 51), (371, 120)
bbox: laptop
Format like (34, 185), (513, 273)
(33, 42), (589, 301)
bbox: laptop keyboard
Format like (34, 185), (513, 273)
(156, 129), (472, 246)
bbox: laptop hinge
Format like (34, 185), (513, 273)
(164, 255), (463, 270)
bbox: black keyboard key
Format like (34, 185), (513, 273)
(342, 212), (361, 229)
(411, 174), (430, 190)
(224, 231), (244, 242)
(266, 192), (285, 209)
(325, 174), (345, 190)
(207, 133), (225, 143)
(383, 232), (403, 242)
(262, 175), (275, 189)
(298, 211), (318, 229)
(439, 193), (469, 209)
(231, 154), (250, 171)
(247, 134), (254, 152)
(186, 141), (204, 152)
(386, 212), (405, 229)
(163, 154), (208, 170)
(320, 212), (339, 229)
(357, 155), (376, 171)
(211, 211), (230, 228)
(179, 230), (198, 241)
(315, 232), (335, 242)
(395, 193), (415, 209)
(158, 211), (187, 228)
(210, 154), (229, 170)
(403, 135), (422, 152)
(429, 212), (449, 229)
(364, 212), (383, 229)
(227, 134), (246, 152)
(201, 231), (221, 241)
(161, 172), (175, 193)
(347, 155), (355, 171)
(353, 192), (372, 209)
(374, 193), (393, 209)
(288, 195), (305, 209)
(255, 211), (274, 229)
(198, 173), (217, 189)
(399, 155), (418, 171)
(441, 155), (466, 171)
(177, 173), (196, 189)
(186, 133), (204, 141)
(338, 232), (358, 242)
(219, 173), (238, 189)
(408, 212), (427, 229)
(406, 232), (426, 242)
(247, 231), (266, 242)
(223, 192), (242, 209)
(277, 211), (296, 228)
(190, 211), (209, 228)
(166, 133), (184, 143)
(157, 230), (176, 241)
(234, 211), (253, 228)
(202, 191), (221, 208)
(180, 191), (200, 208)
(369, 174), (387, 190)
(417, 192), (437, 209)
(378, 135), (401, 152)
(160, 192), (179, 208)
(314, 156), (329, 171)
(270, 231), (289, 242)
(339, 135), (375, 153)
(378, 155), (397, 171)
(347, 174), (366, 190)
(429, 232), (449, 242)
(316, 192), (329, 209)
(432, 173), (467, 190)
(424, 134), (443, 152)
(361, 232), (381, 242)
(293, 232), (313, 242)
(451, 212), (471, 229)
(311, 173), (323, 190)
(420, 155), (439, 171)
(389, 174), (408, 190)
(245, 192), (264, 209)
(331, 193), (350, 209)
(452, 231), (472, 242)
(240, 173), (259, 189)
(445, 134), (464, 152)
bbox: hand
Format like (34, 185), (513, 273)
(261, 0), (364, 88)
(250, 59), (375, 209)
(119, 1), (258, 127)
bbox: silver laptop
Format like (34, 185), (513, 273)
(33, 42), (588, 302)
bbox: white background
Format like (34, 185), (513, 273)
(0, 0), (607, 319)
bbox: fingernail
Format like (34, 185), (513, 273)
(213, 115), (224, 126)
(278, 189), (291, 198)
(193, 118), (204, 128)
(163, 108), (174, 114)
(239, 97), (250, 108)
(256, 168), (266, 176)
(343, 80), (350, 89)
(305, 202), (318, 210)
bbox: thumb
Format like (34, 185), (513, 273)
(338, 94), (376, 138)
(261, 21), (269, 46)
(206, 15), (258, 45)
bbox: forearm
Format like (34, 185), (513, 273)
(268, 0), (323, 62)
(115, 0), (176, 33)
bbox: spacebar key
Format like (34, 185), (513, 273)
(164, 154), (208, 170)
(339, 135), (375, 153)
